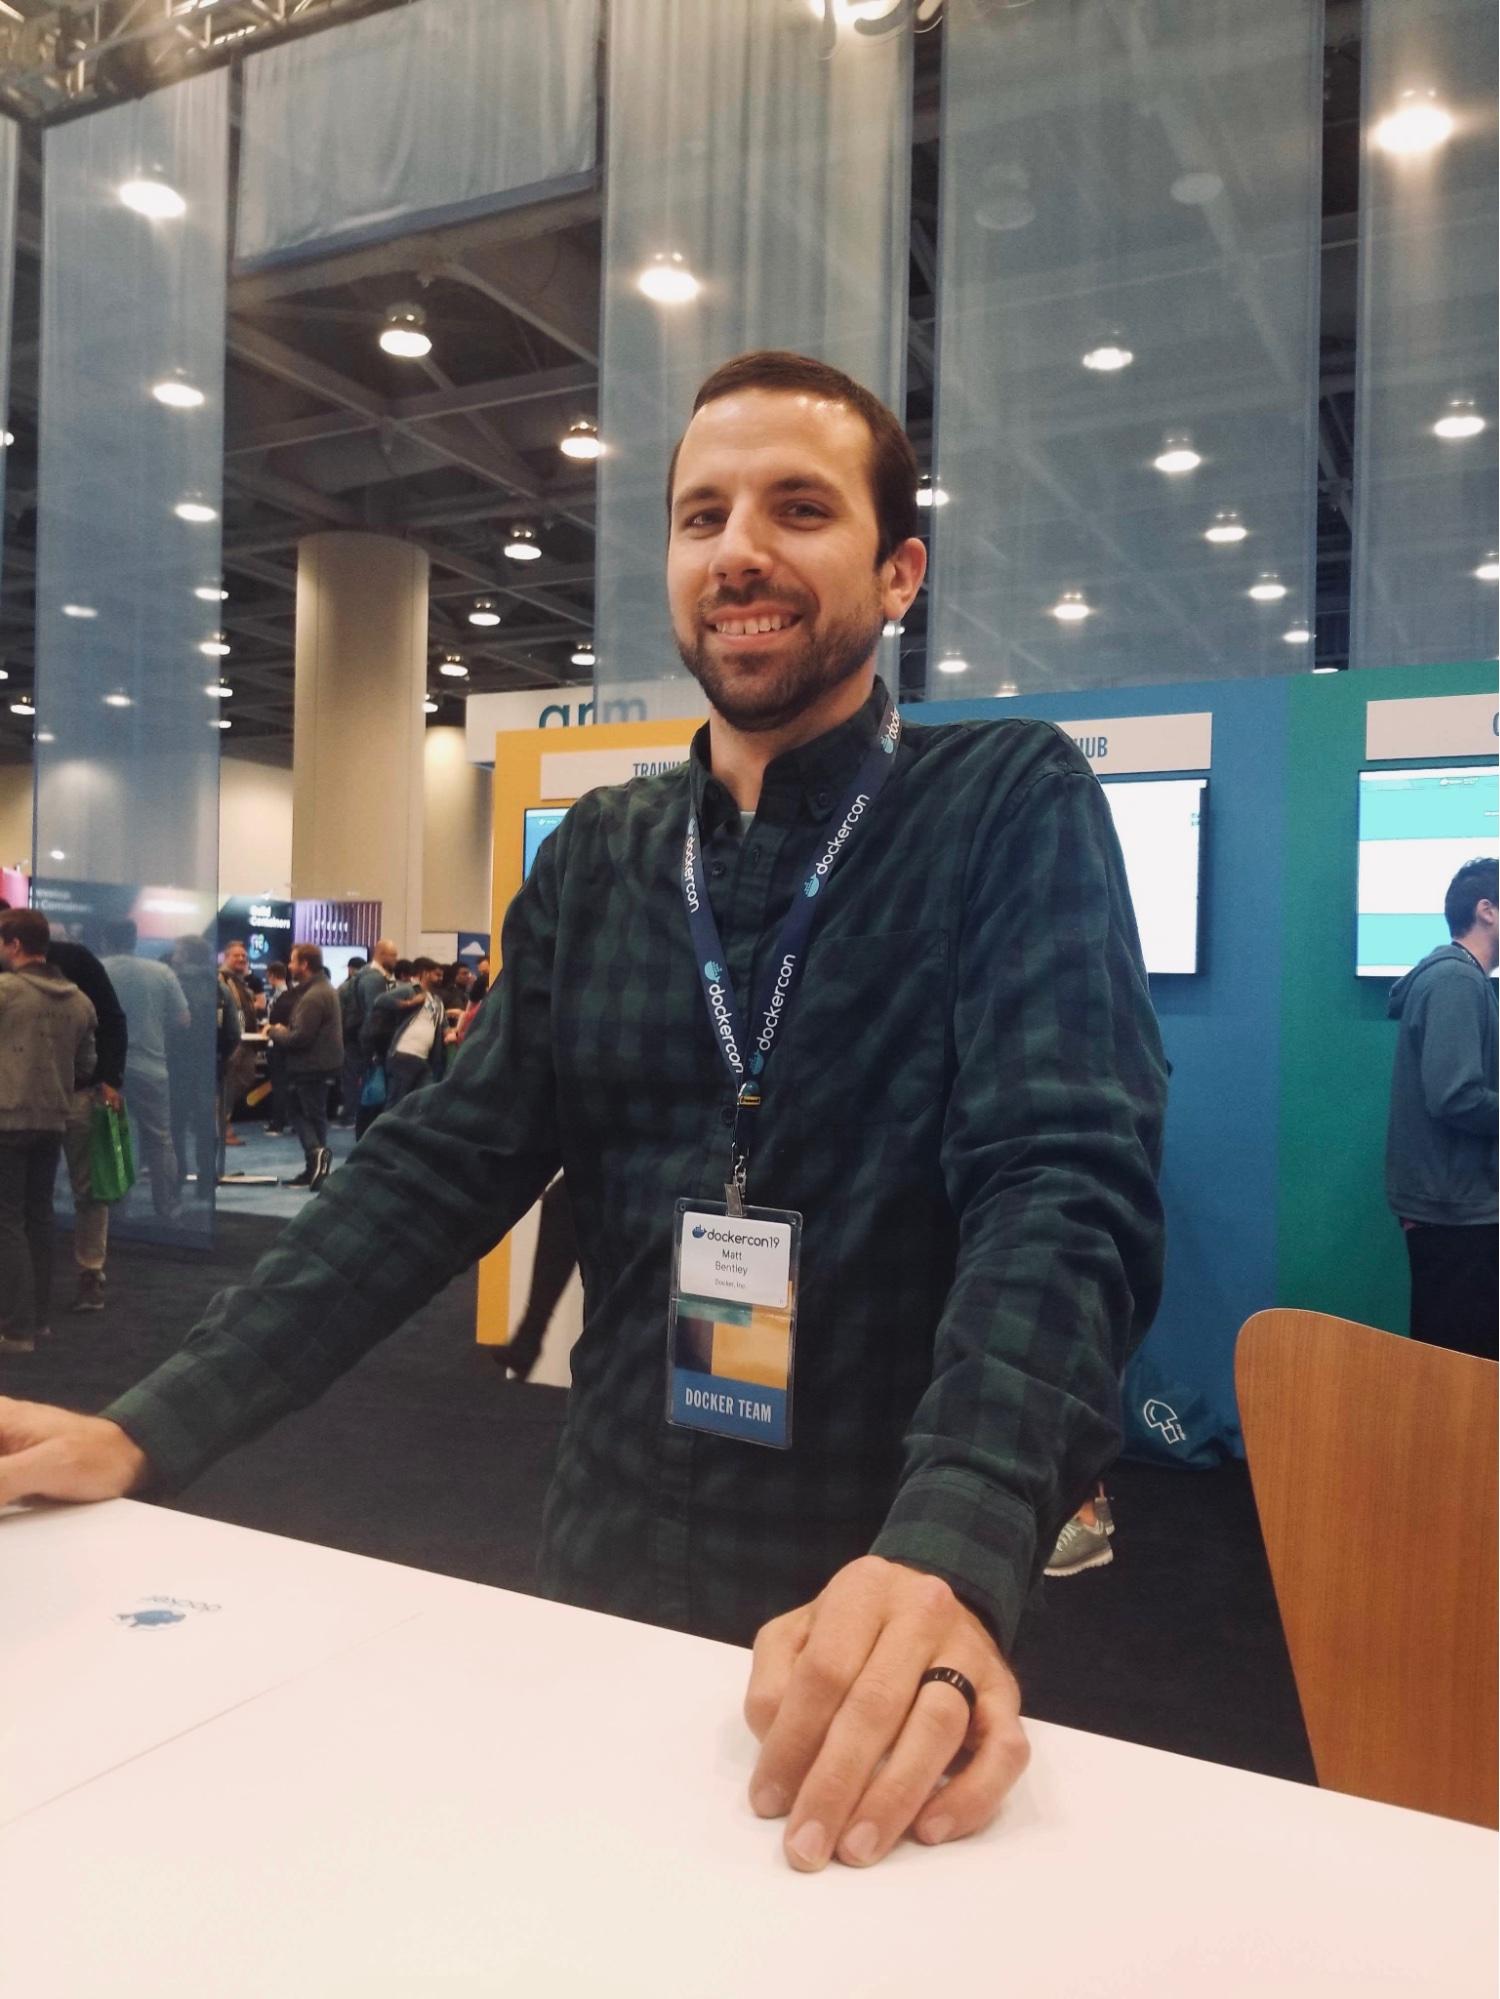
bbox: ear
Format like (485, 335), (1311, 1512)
(881, 535), (927, 622)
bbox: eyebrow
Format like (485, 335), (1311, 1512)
(673, 474), (844, 513)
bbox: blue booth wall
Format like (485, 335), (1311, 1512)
(907, 677), (1292, 1459)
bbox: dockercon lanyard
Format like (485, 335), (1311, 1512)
(682, 695), (901, 1214)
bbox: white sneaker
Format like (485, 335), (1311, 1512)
(1044, 1515), (1114, 1578)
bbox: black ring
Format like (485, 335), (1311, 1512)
(918, 1665), (978, 1714)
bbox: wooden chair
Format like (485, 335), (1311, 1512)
(1236, 1307), (1498, 1829)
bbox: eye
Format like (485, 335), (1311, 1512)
(785, 502), (828, 520)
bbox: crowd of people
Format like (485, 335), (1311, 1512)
(0, 900), (490, 1350)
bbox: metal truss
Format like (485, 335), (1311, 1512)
(0, 0), (408, 120)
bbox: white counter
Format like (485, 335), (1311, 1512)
(3, 1500), (1494, 1996)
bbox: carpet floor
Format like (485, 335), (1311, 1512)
(4, 1212), (1314, 1787)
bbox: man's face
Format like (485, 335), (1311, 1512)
(667, 389), (920, 734)
(418, 967), (444, 992)
(375, 943), (398, 973)
(456, 968), (474, 992)
(224, 944), (248, 977)
(288, 954), (307, 983)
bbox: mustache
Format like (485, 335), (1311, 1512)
(698, 587), (813, 619)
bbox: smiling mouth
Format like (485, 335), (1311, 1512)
(707, 612), (803, 639)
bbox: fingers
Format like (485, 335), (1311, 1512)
(0, 1402), (147, 1507)
(747, 1565), (890, 1819)
(743, 1602), (812, 1747)
(911, 1678), (1029, 1848)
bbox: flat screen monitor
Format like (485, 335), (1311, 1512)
(320, 944), (370, 987)
(524, 806), (568, 880)
(1356, 764), (1499, 976)
(1099, 776), (1207, 976)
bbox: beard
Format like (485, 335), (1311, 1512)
(674, 582), (886, 734)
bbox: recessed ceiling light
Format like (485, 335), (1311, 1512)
(1432, 397), (1486, 440)
(1475, 555), (1500, 582)
(1051, 591), (1094, 622)
(104, 691), (133, 708)
(882, 621), (905, 638)
(175, 499), (217, 524)
(422, 697), (440, 714)
(195, 585), (228, 602)
(1282, 625), (1312, 645)
(152, 378), (205, 410)
(438, 653), (468, 678)
(1, 431), (13, 448)
(1082, 342), (1134, 373)
(206, 680), (232, 699)
(11, 698), (35, 716)
(915, 478), (949, 508)
(379, 303), (432, 359)
(1312, 664), (1339, 676)
(1372, 91), (1455, 157)
(61, 603), (98, 619)
(48, 848), (65, 861)
(118, 177), (185, 220)
(1248, 573), (1288, 603)
(215, 717), (232, 729)
(200, 636), (231, 657)
(935, 653), (970, 674)
(560, 418), (603, 460)
(637, 252), (701, 304)
(1153, 432), (1201, 475)
(504, 524), (542, 562)
(468, 599), (502, 627)
(35, 730), (54, 743)
(570, 644), (597, 667)
(1204, 509), (1248, 545)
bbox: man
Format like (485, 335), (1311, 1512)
(261, 961), (295, 1136)
(219, 940), (263, 1147)
(1385, 855), (1498, 1359)
(267, 944), (343, 1192)
(370, 957), (449, 1109)
(334, 955), (368, 1124)
(0, 899), (127, 1312)
(168, 935), (236, 1201)
(100, 921), (190, 1224)
(347, 940), (399, 1139)
(0, 909), (96, 1352)
(0, 352), (1166, 1872)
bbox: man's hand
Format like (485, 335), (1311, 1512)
(97, 1084), (123, 1112)
(0, 1401), (149, 1508)
(744, 1555), (1028, 1871)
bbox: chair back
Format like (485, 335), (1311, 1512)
(1236, 1306), (1498, 1829)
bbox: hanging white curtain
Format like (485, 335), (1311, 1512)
(1351, 0), (1498, 668)
(236, 0), (599, 269)
(593, 0), (912, 708)
(930, 0), (1322, 696)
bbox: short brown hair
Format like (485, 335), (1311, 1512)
(0, 907), (50, 956)
(290, 941), (323, 975)
(666, 350), (919, 567)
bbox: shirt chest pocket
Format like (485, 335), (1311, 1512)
(780, 929), (949, 1127)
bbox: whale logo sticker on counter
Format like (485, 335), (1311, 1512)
(113, 1594), (222, 1630)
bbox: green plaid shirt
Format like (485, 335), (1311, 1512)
(107, 682), (1167, 1651)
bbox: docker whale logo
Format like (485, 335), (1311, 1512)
(114, 1607), (186, 1629)
(691, 1224), (707, 1238)
(703, 960), (722, 982)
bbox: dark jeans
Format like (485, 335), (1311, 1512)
(1406, 1222), (1499, 1361)
(385, 1053), (434, 1109)
(265, 1045), (292, 1129)
(505, 1176), (579, 1375)
(338, 1042), (367, 1123)
(0, 1131), (64, 1335)
(288, 1072), (335, 1167)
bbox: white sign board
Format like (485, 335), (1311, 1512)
(466, 683), (707, 765)
(1052, 711), (1213, 774)
(539, 745), (691, 799)
(1364, 692), (1499, 763)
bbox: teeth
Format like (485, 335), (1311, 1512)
(715, 614), (795, 636)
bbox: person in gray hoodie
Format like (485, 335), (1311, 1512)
(0, 908), (98, 1353)
(1385, 855), (1498, 1360)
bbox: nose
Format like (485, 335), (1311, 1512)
(711, 499), (774, 591)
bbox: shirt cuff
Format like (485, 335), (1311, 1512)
(869, 1467), (1037, 1656)
(102, 1347), (272, 1497)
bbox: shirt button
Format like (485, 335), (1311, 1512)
(814, 788), (833, 811)
(710, 861), (726, 879)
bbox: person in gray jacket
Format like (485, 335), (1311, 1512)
(267, 943), (343, 1193)
(1385, 855), (1498, 1360)
(0, 908), (98, 1353)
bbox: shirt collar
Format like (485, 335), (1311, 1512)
(690, 677), (892, 837)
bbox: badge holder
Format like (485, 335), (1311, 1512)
(667, 1197), (802, 1450)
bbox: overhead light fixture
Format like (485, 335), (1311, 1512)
(560, 418), (603, 460)
(48, 849), (65, 862)
(1247, 572), (1288, 603)
(1204, 509), (1248, 545)
(882, 620), (905, 638)
(468, 598), (502, 627)
(1051, 591), (1094, 622)
(118, 177), (186, 220)
(175, 499), (217, 524)
(1282, 625), (1312, 645)
(1, 431), (13, 448)
(35, 730), (54, 744)
(1432, 396), (1486, 440)
(152, 377), (205, 410)
(1372, 90), (1455, 157)
(200, 635), (231, 658)
(1475, 554), (1500, 582)
(935, 653), (970, 675)
(1082, 341), (1134, 374)
(1312, 664), (1339, 676)
(104, 691), (133, 708)
(438, 653), (468, 678)
(1170, 171), (1224, 207)
(0, 666), (7, 679)
(422, 696), (440, 714)
(215, 717), (233, 730)
(195, 586), (228, 602)
(636, 252), (701, 305)
(570, 643), (597, 667)
(1153, 432), (1201, 475)
(61, 603), (98, 619)
(915, 478), (949, 508)
(504, 523), (542, 562)
(379, 303), (432, 359)
(10, 698), (35, 716)
(206, 680), (232, 699)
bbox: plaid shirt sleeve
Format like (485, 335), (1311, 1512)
(870, 762), (1168, 1648)
(102, 839), (568, 1491)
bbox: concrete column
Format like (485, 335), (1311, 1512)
(292, 533), (429, 948)
(422, 725), (493, 934)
